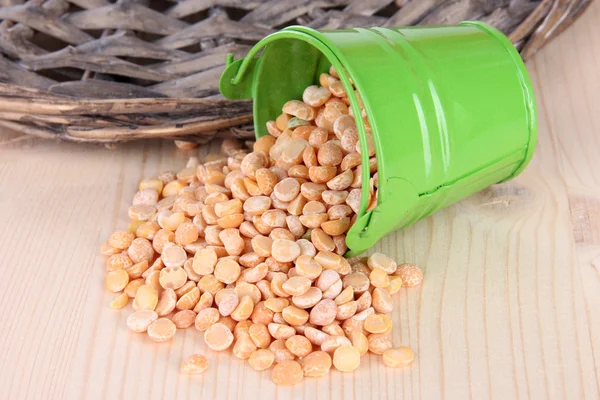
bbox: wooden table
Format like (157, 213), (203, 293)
(1, 3), (599, 398)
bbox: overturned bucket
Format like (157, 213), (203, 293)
(219, 23), (537, 256)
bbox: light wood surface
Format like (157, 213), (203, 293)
(1, 3), (600, 398)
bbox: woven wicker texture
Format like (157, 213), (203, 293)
(0, 0), (592, 143)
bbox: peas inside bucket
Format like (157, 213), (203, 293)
(256, 63), (379, 258)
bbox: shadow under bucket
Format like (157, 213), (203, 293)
(219, 23), (537, 256)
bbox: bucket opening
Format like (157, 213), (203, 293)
(223, 27), (378, 252)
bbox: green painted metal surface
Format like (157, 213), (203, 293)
(219, 23), (537, 256)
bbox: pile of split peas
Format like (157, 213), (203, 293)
(101, 66), (423, 386)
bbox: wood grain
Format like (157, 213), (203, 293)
(0, 2), (599, 398)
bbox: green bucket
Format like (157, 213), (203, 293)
(219, 23), (537, 256)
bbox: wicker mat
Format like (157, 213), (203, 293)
(0, 0), (592, 143)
